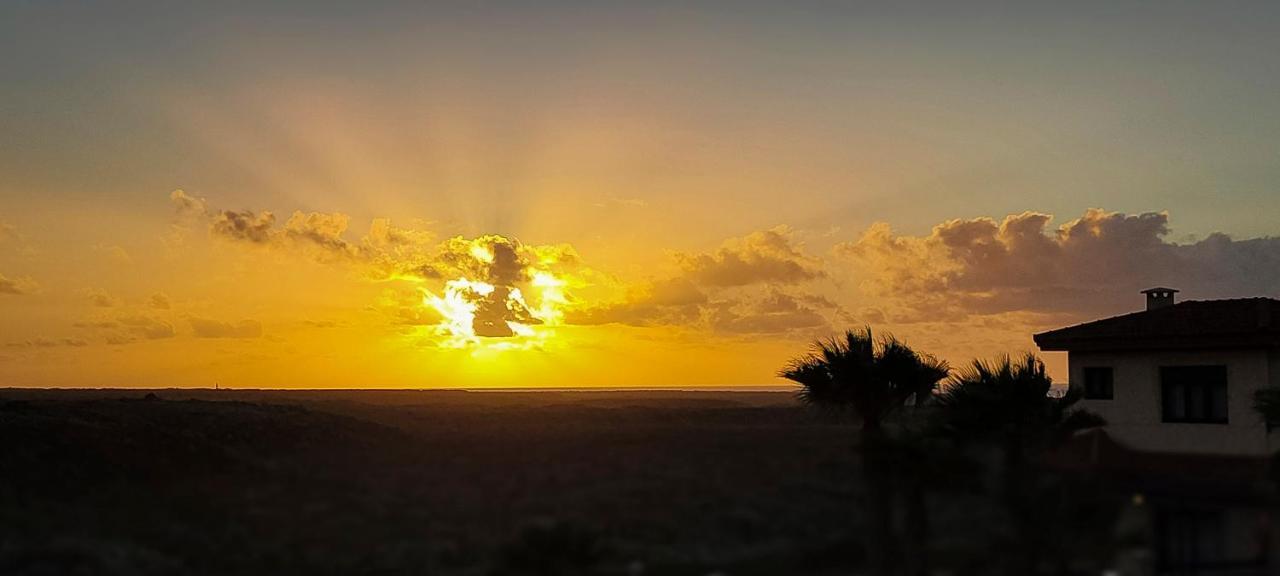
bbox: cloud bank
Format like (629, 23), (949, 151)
(167, 191), (1280, 345)
(837, 208), (1280, 322)
(571, 226), (840, 337)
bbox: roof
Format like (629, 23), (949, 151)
(1034, 298), (1280, 352)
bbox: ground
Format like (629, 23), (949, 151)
(0, 389), (862, 576)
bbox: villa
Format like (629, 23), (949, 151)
(1036, 289), (1280, 575)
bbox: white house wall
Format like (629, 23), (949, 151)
(1069, 349), (1273, 456)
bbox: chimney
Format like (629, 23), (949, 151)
(1141, 287), (1179, 311)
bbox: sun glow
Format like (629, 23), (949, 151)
(420, 236), (574, 351)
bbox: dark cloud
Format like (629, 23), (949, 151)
(471, 286), (542, 337)
(207, 206), (362, 262)
(426, 235), (577, 338)
(186, 195), (436, 272)
(190, 317), (263, 338)
(433, 235), (529, 284)
(211, 210), (276, 244)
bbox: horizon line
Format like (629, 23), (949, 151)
(0, 385), (799, 393)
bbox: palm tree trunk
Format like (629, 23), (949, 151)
(1003, 440), (1038, 576)
(862, 422), (895, 576)
(903, 479), (930, 576)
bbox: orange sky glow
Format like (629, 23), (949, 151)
(3, 2), (1280, 388)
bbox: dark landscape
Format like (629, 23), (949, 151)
(0, 389), (863, 576)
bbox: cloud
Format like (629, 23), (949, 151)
(568, 277), (707, 327)
(211, 210), (276, 244)
(190, 317), (264, 339)
(73, 319), (122, 329)
(148, 292), (172, 310)
(83, 289), (120, 308)
(7, 337), (88, 349)
(569, 228), (837, 335)
(168, 195), (597, 339)
(835, 208), (1280, 321)
(375, 288), (444, 328)
(170, 189), (208, 216)
(0, 274), (38, 295)
(422, 235), (580, 338)
(208, 206), (364, 262)
(282, 211), (362, 259)
(118, 315), (177, 340)
(190, 194), (399, 265)
(167, 194), (837, 338)
(74, 311), (176, 343)
(676, 226), (824, 287)
(708, 291), (834, 335)
(363, 218), (433, 249)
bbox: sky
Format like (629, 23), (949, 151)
(2, 1), (1279, 388)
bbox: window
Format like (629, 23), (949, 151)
(1082, 367), (1114, 399)
(1161, 365), (1228, 423)
(1157, 508), (1227, 571)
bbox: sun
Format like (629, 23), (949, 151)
(419, 235), (572, 350)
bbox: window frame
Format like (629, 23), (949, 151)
(1081, 366), (1114, 400)
(1160, 365), (1229, 424)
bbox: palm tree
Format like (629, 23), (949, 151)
(780, 328), (949, 576)
(934, 353), (1104, 575)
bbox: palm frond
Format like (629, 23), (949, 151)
(1254, 388), (1280, 427)
(780, 327), (948, 426)
(936, 352), (1097, 449)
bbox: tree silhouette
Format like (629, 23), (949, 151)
(780, 328), (949, 576)
(934, 353), (1105, 575)
(1254, 387), (1280, 429)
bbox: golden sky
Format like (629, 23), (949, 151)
(3, 2), (1280, 388)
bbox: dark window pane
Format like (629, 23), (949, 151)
(1083, 367), (1114, 400)
(1210, 381), (1228, 421)
(1161, 365), (1228, 424)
